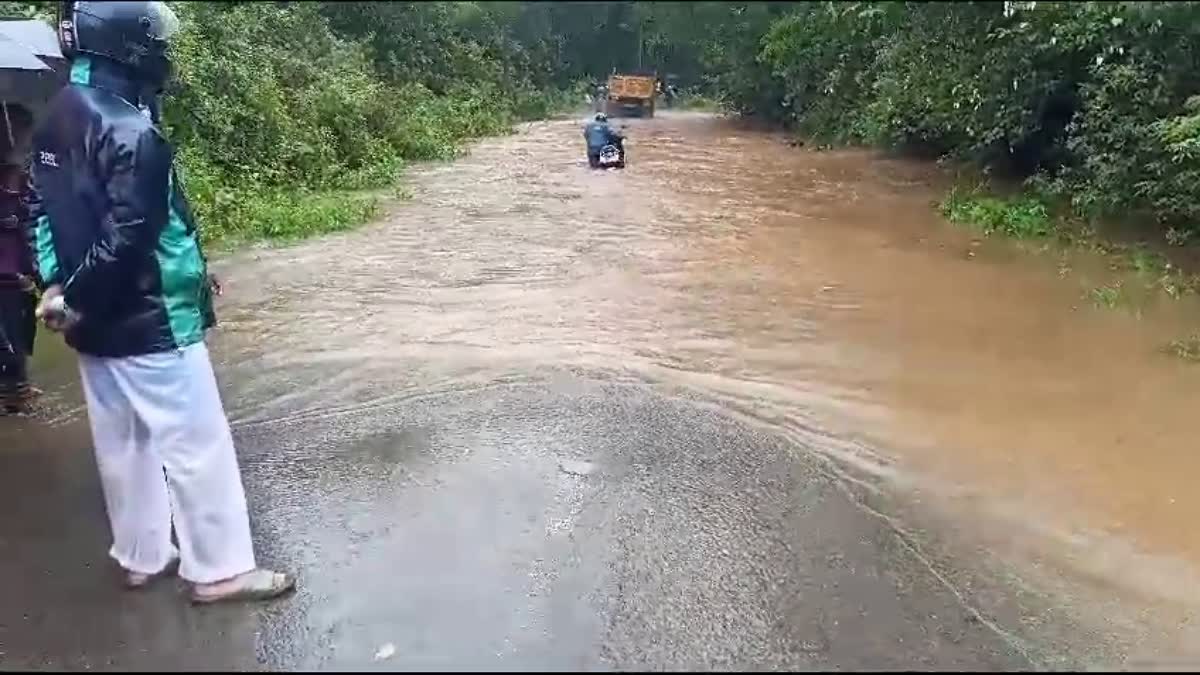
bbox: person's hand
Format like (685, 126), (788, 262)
(35, 285), (77, 333)
(35, 284), (61, 317)
(16, 273), (36, 294)
(208, 273), (223, 297)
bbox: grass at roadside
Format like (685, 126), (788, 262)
(939, 184), (1200, 361)
(940, 184), (1200, 302)
(194, 187), (384, 252)
(940, 186), (1053, 239)
(1166, 335), (1200, 362)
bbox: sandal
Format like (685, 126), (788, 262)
(124, 557), (180, 590)
(190, 569), (296, 605)
(1, 384), (40, 415)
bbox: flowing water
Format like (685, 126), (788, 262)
(6, 111), (1200, 667)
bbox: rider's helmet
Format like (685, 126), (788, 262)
(594, 112), (608, 123)
(59, 1), (181, 92)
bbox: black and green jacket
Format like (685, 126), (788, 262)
(31, 56), (215, 358)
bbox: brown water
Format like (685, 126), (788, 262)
(227, 113), (1198, 581)
(12, 111), (1200, 664)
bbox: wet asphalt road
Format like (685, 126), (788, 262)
(2, 374), (1029, 671)
(0, 114), (1063, 670)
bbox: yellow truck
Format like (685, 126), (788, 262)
(605, 73), (657, 118)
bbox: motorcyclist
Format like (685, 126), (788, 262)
(663, 76), (679, 108)
(31, 0), (294, 604)
(583, 112), (624, 169)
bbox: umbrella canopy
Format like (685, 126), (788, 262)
(0, 32), (51, 71)
(0, 19), (63, 63)
(0, 20), (65, 108)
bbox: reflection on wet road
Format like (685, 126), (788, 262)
(3, 112), (1200, 669)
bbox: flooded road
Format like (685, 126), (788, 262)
(3, 112), (1200, 669)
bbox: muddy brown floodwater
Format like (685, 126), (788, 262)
(5, 111), (1200, 669)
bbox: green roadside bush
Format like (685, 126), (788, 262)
(941, 187), (1053, 240)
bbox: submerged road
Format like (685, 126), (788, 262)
(3, 112), (1196, 670)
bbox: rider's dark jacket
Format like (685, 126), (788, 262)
(31, 56), (215, 358)
(584, 121), (622, 153)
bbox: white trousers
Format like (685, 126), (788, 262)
(78, 342), (256, 584)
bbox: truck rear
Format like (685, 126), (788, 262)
(605, 74), (657, 118)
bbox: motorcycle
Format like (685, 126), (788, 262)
(664, 85), (678, 108)
(597, 143), (624, 169)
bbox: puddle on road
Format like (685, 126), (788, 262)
(8, 111), (1200, 663)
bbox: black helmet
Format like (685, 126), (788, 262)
(595, 112), (608, 123)
(59, 1), (180, 89)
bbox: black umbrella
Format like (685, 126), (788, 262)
(0, 19), (64, 63)
(0, 19), (64, 108)
(0, 32), (50, 71)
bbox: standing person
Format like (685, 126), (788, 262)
(0, 103), (39, 414)
(32, 1), (293, 603)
